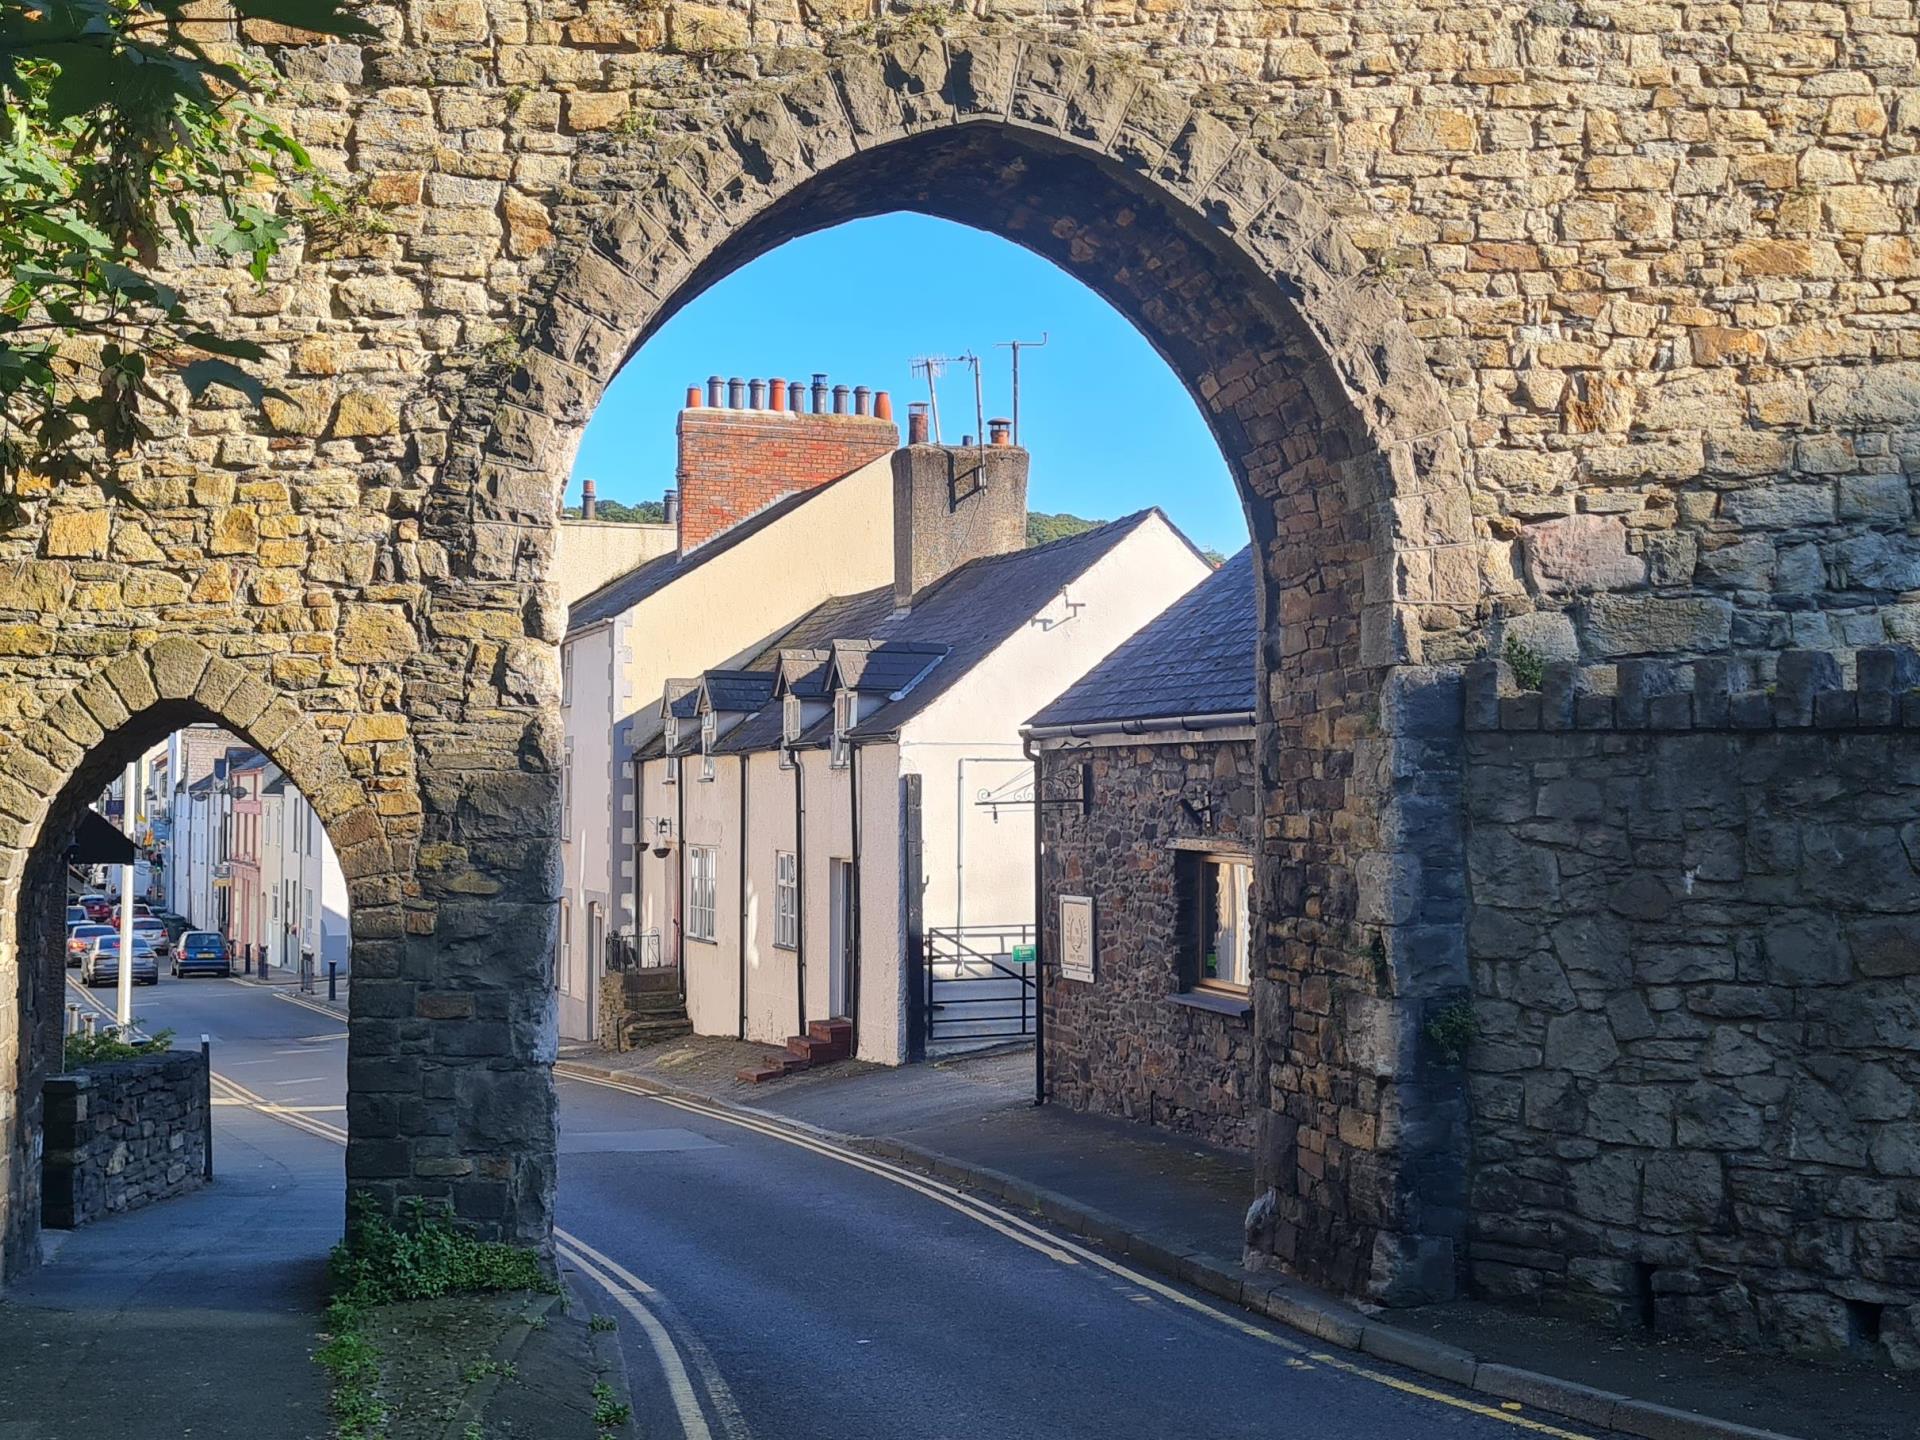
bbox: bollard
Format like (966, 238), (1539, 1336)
(201, 1034), (213, 1181)
(328, 961), (337, 1004)
(82, 1012), (96, 1038)
(66, 1003), (78, 1037)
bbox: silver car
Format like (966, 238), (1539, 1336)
(82, 934), (159, 987)
(132, 916), (172, 960)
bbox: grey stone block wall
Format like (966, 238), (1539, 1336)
(1462, 651), (1920, 1365)
(1039, 738), (1260, 1154)
(42, 1050), (208, 1229)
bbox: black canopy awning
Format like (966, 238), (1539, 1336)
(66, 809), (136, 866)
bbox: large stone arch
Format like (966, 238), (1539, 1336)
(457, 37), (1475, 1300)
(0, 637), (412, 1277)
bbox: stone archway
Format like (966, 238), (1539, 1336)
(457, 38), (1477, 1300)
(0, 637), (409, 1277)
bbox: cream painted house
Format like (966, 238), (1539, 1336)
(634, 508), (1212, 1068)
(558, 379), (900, 1040)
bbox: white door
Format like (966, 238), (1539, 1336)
(828, 859), (853, 1019)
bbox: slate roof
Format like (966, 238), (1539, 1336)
(567, 470), (861, 636)
(703, 670), (778, 714)
(1025, 546), (1256, 732)
(697, 511), (1167, 756)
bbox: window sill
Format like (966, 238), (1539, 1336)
(1170, 988), (1251, 1020)
(685, 934), (717, 946)
(773, 941), (796, 953)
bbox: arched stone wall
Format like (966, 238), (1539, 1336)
(0, 4), (1914, 1310)
(462, 42), (1474, 1298)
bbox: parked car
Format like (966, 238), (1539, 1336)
(173, 932), (232, 979)
(110, 902), (152, 926)
(82, 934), (158, 987)
(65, 904), (87, 930)
(79, 894), (111, 922)
(151, 911), (192, 943)
(132, 917), (172, 959)
(67, 923), (115, 967)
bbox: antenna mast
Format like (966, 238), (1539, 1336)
(910, 357), (947, 443)
(995, 333), (1048, 446)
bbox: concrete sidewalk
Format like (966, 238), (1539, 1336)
(559, 1034), (1916, 1440)
(0, 1097), (338, 1438)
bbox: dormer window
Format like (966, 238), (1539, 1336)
(700, 710), (716, 782)
(830, 689), (854, 770)
(779, 695), (800, 770)
(664, 717), (679, 784)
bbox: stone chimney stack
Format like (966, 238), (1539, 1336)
(890, 437), (1030, 610)
(675, 373), (898, 552)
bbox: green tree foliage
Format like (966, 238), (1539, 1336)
(1025, 510), (1102, 548)
(0, 0), (372, 493)
(564, 496), (665, 524)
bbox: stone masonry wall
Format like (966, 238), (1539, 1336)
(41, 1051), (209, 1230)
(1040, 737), (1260, 1154)
(1463, 651), (1920, 1364)
(3, 0), (1920, 1301)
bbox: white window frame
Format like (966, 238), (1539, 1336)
(774, 850), (797, 950)
(779, 695), (800, 770)
(561, 643), (574, 708)
(561, 741), (574, 842)
(686, 846), (716, 942)
(830, 689), (854, 770)
(700, 710), (716, 783)
(663, 717), (679, 785)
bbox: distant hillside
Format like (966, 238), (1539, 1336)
(564, 498), (665, 523)
(1026, 511), (1104, 547)
(1027, 509), (1225, 566)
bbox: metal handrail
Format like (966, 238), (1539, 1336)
(607, 928), (669, 972)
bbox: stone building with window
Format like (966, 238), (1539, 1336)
(1026, 549), (1260, 1153)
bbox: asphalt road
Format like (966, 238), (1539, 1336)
(80, 974), (1608, 1440)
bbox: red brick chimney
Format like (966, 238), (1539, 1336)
(676, 373), (898, 551)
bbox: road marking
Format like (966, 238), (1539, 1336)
(556, 1243), (716, 1440)
(556, 1231), (755, 1440)
(555, 1065), (1600, 1440)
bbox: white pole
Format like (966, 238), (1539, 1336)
(117, 761), (136, 1032)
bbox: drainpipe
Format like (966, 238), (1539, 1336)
(1022, 733), (1046, 1108)
(675, 765), (686, 999)
(737, 755), (748, 1041)
(848, 741), (862, 1055)
(793, 751), (806, 1040)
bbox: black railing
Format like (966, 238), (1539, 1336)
(607, 929), (668, 972)
(924, 925), (1036, 1047)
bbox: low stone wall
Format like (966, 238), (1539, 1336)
(41, 1050), (209, 1229)
(1463, 650), (1920, 1364)
(597, 968), (689, 1052)
(1039, 736), (1260, 1154)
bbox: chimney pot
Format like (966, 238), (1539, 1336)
(832, 385), (850, 415)
(811, 374), (828, 414)
(707, 376), (724, 408)
(907, 403), (929, 445)
(961, 434), (974, 447)
(685, 384), (703, 409)
(749, 378), (766, 410)
(989, 417), (1012, 446)
(853, 385), (871, 417)
(728, 377), (746, 409)
(790, 379), (806, 413)
(874, 390), (893, 422)
(769, 377), (787, 412)
(663, 489), (679, 524)
(581, 478), (597, 521)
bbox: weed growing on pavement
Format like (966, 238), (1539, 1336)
(329, 1195), (552, 1307)
(315, 1302), (386, 1439)
(590, 1382), (632, 1428)
(588, 1314), (617, 1333)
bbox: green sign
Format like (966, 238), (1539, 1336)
(1010, 944), (1036, 966)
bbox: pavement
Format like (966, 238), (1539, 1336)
(558, 1032), (1920, 1440)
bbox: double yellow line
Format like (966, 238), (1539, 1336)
(556, 1064), (1601, 1440)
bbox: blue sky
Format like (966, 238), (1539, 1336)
(569, 213), (1249, 557)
